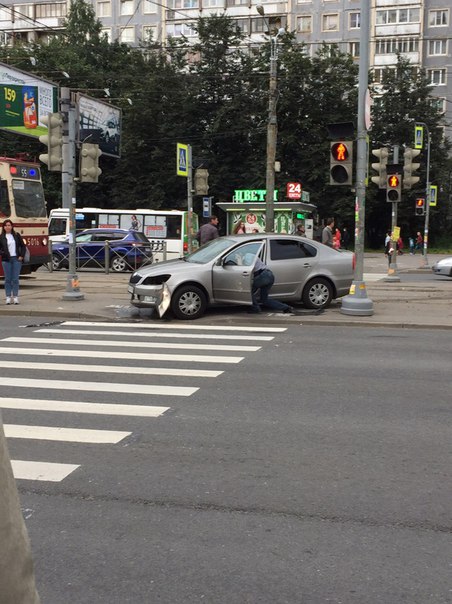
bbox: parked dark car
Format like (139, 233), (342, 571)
(52, 228), (153, 272)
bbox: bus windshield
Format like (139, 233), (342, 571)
(12, 180), (46, 218)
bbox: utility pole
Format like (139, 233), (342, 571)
(417, 123), (431, 268)
(340, 0), (373, 316)
(60, 87), (84, 301)
(187, 144), (193, 254)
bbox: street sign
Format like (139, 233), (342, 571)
(176, 143), (188, 177)
(202, 196), (211, 217)
(286, 182), (302, 199)
(414, 125), (424, 150)
(429, 185), (438, 206)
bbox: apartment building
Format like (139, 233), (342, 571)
(0, 0), (450, 137)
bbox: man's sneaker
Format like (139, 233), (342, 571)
(283, 306), (295, 314)
(5, 297), (11, 305)
(13, 297), (19, 305)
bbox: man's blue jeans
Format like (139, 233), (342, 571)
(2, 257), (22, 297)
(252, 269), (290, 312)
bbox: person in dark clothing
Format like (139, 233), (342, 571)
(342, 227), (350, 249)
(196, 216), (219, 246)
(248, 255), (294, 314)
(0, 219), (26, 305)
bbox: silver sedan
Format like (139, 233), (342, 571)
(128, 234), (354, 320)
(432, 257), (452, 277)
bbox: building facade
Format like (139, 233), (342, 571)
(0, 0), (450, 138)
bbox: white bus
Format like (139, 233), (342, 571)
(48, 207), (199, 260)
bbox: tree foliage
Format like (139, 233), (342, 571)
(0, 5), (451, 243)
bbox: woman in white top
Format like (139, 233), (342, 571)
(0, 220), (26, 305)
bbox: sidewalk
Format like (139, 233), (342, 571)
(1, 252), (451, 329)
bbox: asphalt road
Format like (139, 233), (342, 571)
(1, 318), (451, 604)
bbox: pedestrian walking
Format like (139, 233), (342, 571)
(322, 218), (335, 247)
(416, 231), (423, 253)
(397, 237), (404, 255)
(296, 223), (306, 237)
(333, 227), (341, 250)
(196, 215), (219, 246)
(342, 227), (350, 249)
(0, 219), (26, 305)
(409, 237), (415, 254)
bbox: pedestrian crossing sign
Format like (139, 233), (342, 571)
(429, 185), (437, 207)
(177, 143), (189, 177)
(414, 125), (423, 150)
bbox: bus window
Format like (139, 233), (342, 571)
(49, 217), (67, 237)
(12, 180), (46, 218)
(143, 214), (182, 239)
(99, 214), (120, 229)
(0, 180), (11, 217)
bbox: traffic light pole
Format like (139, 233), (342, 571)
(418, 123), (431, 268)
(60, 87), (84, 301)
(187, 144), (193, 254)
(264, 38), (278, 233)
(340, 0), (373, 316)
(385, 146), (400, 282)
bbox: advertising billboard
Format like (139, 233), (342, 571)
(0, 62), (58, 138)
(77, 94), (121, 158)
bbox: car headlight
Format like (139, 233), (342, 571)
(142, 274), (171, 285)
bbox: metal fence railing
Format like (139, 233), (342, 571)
(47, 239), (166, 273)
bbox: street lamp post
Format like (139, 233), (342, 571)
(257, 5), (284, 232)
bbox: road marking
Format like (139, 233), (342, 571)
(363, 273), (388, 282)
(5, 337), (260, 353)
(62, 321), (287, 333)
(0, 398), (169, 417)
(0, 347), (243, 364)
(38, 328), (274, 342)
(3, 361), (222, 378)
(4, 424), (131, 444)
(0, 377), (197, 397)
(11, 460), (80, 482)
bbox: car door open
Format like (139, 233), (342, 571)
(212, 241), (264, 304)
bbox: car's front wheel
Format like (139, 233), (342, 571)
(171, 284), (207, 320)
(111, 255), (129, 272)
(302, 277), (333, 309)
(52, 253), (63, 270)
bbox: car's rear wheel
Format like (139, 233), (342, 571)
(171, 285), (207, 320)
(111, 255), (129, 272)
(52, 253), (63, 270)
(302, 277), (333, 309)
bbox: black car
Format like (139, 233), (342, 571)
(52, 229), (153, 272)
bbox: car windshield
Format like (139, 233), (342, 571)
(185, 238), (236, 264)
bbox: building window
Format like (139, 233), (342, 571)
(430, 97), (446, 113)
(232, 19), (249, 34)
(102, 27), (112, 41)
(203, 0), (225, 6)
(97, 1), (111, 17)
(166, 22), (196, 36)
(428, 10), (448, 27)
(376, 8), (419, 25)
(143, 0), (156, 12)
(35, 3), (67, 18)
(120, 0), (134, 16)
(428, 69), (446, 86)
(119, 26), (135, 41)
(349, 12), (360, 29)
(297, 15), (312, 33)
(168, 0), (198, 7)
(375, 38), (419, 54)
(322, 13), (339, 32)
(142, 25), (156, 40)
(428, 39), (447, 56)
(349, 41), (359, 57)
(0, 7), (11, 20)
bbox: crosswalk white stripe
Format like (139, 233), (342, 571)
(0, 398), (169, 417)
(62, 321), (287, 333)
(38, 328), (274, 342)
(0, 377), (197, 397)
(4, 361), (222, 378)
(4, 424), (131, 443)
(0, 347), (243, 364)
(363, 273), (388, 282)
(5, 337), (261, 353)
(11, 460), (80, 482)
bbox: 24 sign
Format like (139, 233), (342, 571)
(286, 182), (302, 199)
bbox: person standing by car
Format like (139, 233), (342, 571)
(196, 216), (219, 246)
(0, 219), (26, 305)
(416, 231), (423, 253)
(322, 218), (335, 248)
(342, 227), (350, 249)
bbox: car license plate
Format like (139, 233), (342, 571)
(144, 295), (156, 303)
(128, 285), (134, 294)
